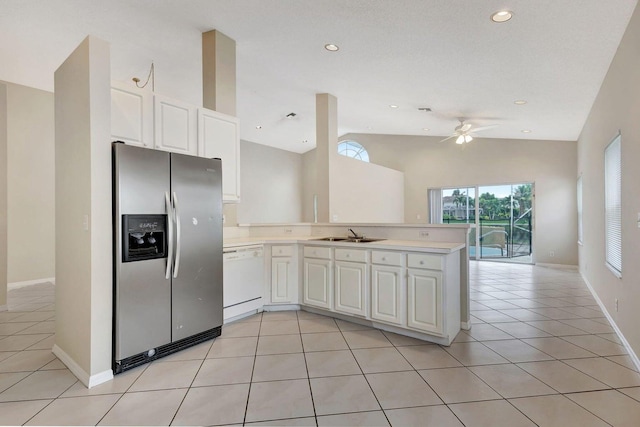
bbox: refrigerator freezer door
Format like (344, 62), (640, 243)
(170, 154), (223, 341)
(113, 144), (172, 361)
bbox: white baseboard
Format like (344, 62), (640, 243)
(536, 263), (579, 270)
(461, 321), (471, 330)
(263, 304), (300, 312)
(52, 344), (113, 389)
(8, 277), (56, 290)
(0, 304), (7, 312)
(580, 273), (640, 372)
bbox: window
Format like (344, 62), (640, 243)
(338, 140), (369, 162)
(605, 134), (622, 277)
(577, 176), (583, 245)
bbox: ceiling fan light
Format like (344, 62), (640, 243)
(456, 135), (465, 144)
(464, 135), (473, 143)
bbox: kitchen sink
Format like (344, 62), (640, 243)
(313, 237), (349, 241)
(313, 236), (385, 243)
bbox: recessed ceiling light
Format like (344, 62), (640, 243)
(422, 128), (430, 131)
(389, 104), (399, 109)
(514, 100), (527, 105)
(324, 44), (339, 52)
(286, 112), (297, 118)
(491, 10), (513, 23)
(302, 139), (308, 143)
(521, 129), (532, 133)
(255, 125), (262, 129)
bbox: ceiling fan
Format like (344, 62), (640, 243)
(439, 119), (498, 144)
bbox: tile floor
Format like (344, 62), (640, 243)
(1, 262), (640, 425)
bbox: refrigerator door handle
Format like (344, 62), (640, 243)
(165, 191), (174, 279)
(173, 191), (182, 278)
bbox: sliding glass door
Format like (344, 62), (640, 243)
(438, 183), (533, 263)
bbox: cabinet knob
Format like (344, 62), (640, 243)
(346, 254), (350, 258)
(382, 257), (387, 261)
(420, 260), (425, 265)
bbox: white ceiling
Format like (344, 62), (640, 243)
(0, 0), (637, 153)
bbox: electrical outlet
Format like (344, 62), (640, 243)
(416, 214), (421, 220)
(615, 298), (619, 312)
(549, 251), (555, 258)
(284, 228), (293, 234)
(419, 231), (429, 238)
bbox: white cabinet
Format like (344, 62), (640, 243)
(303, 246), (332, 310)
(335, 261), (367, 317)
(334, 248), (367, 317)
(407, 268), (443, 335)
(154, 94), (198, 155)
(110, 81), (153, 147)
(271, 245), (296, 304)
(198, 108), (241, 202)
(371, 264), (404, 325)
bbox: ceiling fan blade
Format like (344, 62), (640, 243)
(470, 124), (499, 133)
(438, 134), (457, 143)
(460, 123), (472, 132)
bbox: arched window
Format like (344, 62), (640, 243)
(337, 140), (369, 162)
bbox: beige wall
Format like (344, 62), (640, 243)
(330, 154), (404, 223)
(236, 140), (303, 224)
(5, 82), (55, 284)
(345, 133), (578, 265)
(0, 84), (7, 308)
(577, 2), (640, 358)
(302, 149), (317, 222)
(55, 36), (112, 383)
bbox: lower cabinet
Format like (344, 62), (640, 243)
(303, 258), (333, 310)
(371, 264), (403, 325)
(335, 261), (367, 317)
(407, 268), (443, 334)
(270, 245), (297, 304)
(271, 257), (292, 303)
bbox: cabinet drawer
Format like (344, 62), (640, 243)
(335, 248), (367, 263)
(407, 253), (442, 270)
(304, 246), (332, 260)
(371, 251), (402, 266)
(272, 245), (294, 257)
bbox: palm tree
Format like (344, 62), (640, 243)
(513, 184), (532, 218)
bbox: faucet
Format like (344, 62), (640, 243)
(348, 228), (363, 239)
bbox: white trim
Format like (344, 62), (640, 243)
(263, 304), (300, 312)
(535, 263), (579, 271)
(52, 344), (113, 388)
(580, 274), (640, 372)
(8, 277), (56, 290)
(460, 321), (471, 330)
(0, 305), (7, 312)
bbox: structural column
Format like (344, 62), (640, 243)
(315, 93), (338, 223)
(54, 35), (113, 387)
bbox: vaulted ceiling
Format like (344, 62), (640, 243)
(0, 0), (637, 153)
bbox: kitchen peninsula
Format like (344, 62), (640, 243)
(223, 223), (470, 346)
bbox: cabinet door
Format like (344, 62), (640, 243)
(271, 257), (292, 303)
(198, 108), (241, 202)
(335, 261), (367, 317)
(111, 81), (153, 147)
(407, 269), (443, 334)
(371, 265), (403, 325)
(154, 94), (198, 155)
(303, 258), (332, 310)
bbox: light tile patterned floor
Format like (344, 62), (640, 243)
(1, 262), (640, 425)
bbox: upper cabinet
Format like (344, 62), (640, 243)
(110, 81), (153, 147)
(154, 94), (198, 156)
(198, 108), (241, 203)
(110, 84), (240, 202)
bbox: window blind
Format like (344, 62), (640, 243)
(605, 134), (622, 276)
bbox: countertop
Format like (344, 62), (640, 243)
(223, 236), (465, 254)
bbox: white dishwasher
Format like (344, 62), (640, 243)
(223, 245), (265, 322)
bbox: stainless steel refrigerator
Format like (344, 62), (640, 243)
(112, 142), (223, 374)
